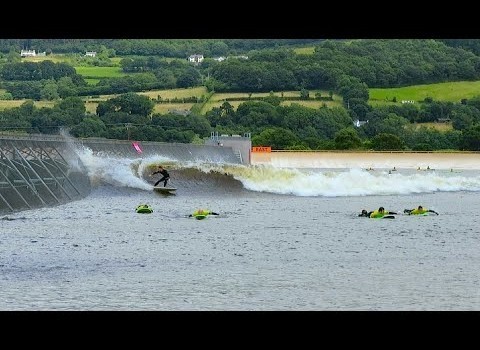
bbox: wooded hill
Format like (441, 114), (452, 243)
(2, 39), (480, 151)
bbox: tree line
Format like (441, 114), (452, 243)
(2, 40), (480, 102)
(2, 92), (480, 151)
(0, 39), (321, 57)
(2, 39), (480, 151)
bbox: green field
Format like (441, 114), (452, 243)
(153, 103), (195, 114)
(109, 57), (123, 65)
(0, 100), (55, 111)
(21, 54), (69, 63)
(294, 47), (315, 55)
(200, 90), (343, 114)
(139, 87), (207, 100)
(369, 80), (480, 105)
(83, 87), (208, 114)
(84, 78), (101, 86)
(0, 87), (343, 115)
(406, 122), (453, 132)
(74, 66), (126, 79)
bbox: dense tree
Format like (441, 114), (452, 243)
(460, 125), (480, 150)
(252, 127), (299, 149)
(70, 116), (106, 138)
(1, 61), (76, 81)
(96, 92), (154, 117)
(234, 101), (281, 128)
(371, 133), (404, 150)
(176, 67), (201, 88)
(40, 80), (59, 100)
(334, 127), (362, 149)
(57, 77), (78, 98)
(55, 96), (86, 125)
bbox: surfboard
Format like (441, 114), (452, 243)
(372, 215), (395, 219)
(153, 186), (177, 194)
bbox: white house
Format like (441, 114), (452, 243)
(188, 54), (204, 64)
(20, 50), (36, 57)
(85, 51), (97, 57)
(353, 119), (368, 127)
(213, 56), (226, 62)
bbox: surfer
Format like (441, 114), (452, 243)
(404, 206), (439, 215)
(359, 207), (397, 218)
(152, 165), (170, 187)
(358, 209), (372, 217)
(188, 209), (220, 218)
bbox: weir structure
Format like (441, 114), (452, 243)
(0, 134), (91, 214)
(0, 133), (248, 214)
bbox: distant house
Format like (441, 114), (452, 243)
(20, 50), (36, 57)
(85, 51), (97, 57)
(401, 100), (415, 104)
(188, 54), (204, 64)
(353, 119), (368, 127)
(213, 56), (226, 62)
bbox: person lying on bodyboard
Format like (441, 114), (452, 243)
(404, 206), (439, 215)
(359, 207), (397, 218)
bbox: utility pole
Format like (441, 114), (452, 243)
(125, 123), (131, 140)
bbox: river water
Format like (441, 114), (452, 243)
(1, 150), (480, 310)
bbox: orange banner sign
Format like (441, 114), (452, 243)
(252, 146), (271, 153)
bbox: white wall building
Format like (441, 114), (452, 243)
(20, 50), (36, 57)
(188, 54), (204, 64)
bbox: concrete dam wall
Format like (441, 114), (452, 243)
(0, 134), (244, 214)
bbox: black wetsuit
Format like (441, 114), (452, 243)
(153, 168), (170, 187)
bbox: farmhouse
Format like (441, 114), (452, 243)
(353, 119), (368, 127)
(188, 54), (204, 64)
(20, 50), (36, 57)
(85, 51), (97, 57)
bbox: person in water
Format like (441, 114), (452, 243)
(359, 207), (397, 218)
(358, 209), (372, 217)
(188, 209), (220, 218)
(404, 206), (439, 215)
(151, 165), (170, 187)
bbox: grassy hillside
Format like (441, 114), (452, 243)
(74, 66), (126, 78)
(406, 122), (453, 132)
(0, 87), (343, 115)
(293, 47), (315, 55)
(200, 90), (343, 114)
(0, 100), (55, 110)
(20, 54), (69, 63)
(83, 87), (208, 114)
(139, 87), (207, 100)
(369, 80), (480, 106)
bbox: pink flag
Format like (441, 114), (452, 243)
(132, 142), (142, 154)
